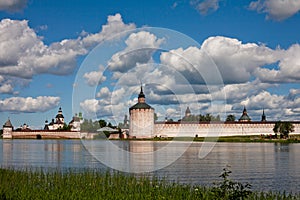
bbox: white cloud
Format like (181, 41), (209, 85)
(0, 13), (135, 93)
(190, 0), (220, 15)
(201, 36), (278, 83)
(0, 18), (86, 79)
(249, 0), (300, 21)
(160, 36), (284, 85)
(82, 13), (136, 48)
(254, 44), (300, 83)
(96, 87), (111, 98)
(0, 0), (27, 12)
(0, 83), (13, 94)
(0, 96), (60, 113)
(108, 31), (164, 72)
(80, 99), (100, 114)
(83, 65), (107, 86)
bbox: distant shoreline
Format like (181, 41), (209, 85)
(2, 134), (300, 143)
(109, 135), (300, 143)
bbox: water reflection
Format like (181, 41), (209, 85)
(1, 140), (300, 193)
(81, 140), (192, 173)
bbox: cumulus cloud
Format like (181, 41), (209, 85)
(201, 36), (278, 83)
(81, 13), (135, 48)
(254, 44), (300, 83)
(249, 0), (300, 21)
(0, 0), (27, 12)
(83, 65), (107, 86)
(0, 13), (135, 93)
(96, 87), (111, 98)
(0, 83), (13, 94)
(108, 31), (164, 72)
(0, 96), (60, 113)
(80, 99), (100, 114)
(161, 36), (280, 85)
(0, 18), (86, 79)
(190, 0), (220, 15)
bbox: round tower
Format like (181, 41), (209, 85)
(129, 86), (154, 138)
(3, 118), (13, 139)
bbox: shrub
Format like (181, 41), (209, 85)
(211, 167), (252, 200)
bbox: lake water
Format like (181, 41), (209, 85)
(1, 139), (300, 193)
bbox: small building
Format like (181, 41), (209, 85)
(69, 113), (81, 132)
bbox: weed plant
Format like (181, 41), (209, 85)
(0, 168), (299, 200)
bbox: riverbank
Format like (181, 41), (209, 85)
(121, 134), (300, 143)
(0, 168), (298, 200)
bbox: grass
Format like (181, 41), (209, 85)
(0, 168), (299, 200)
(150, 135), (300, 143)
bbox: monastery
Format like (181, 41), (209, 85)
(2, 108), (83, 139)
(128, 86), (300, 138)
(2, 86), (300, 139)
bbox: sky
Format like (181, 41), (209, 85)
(0, 0), (300, 129)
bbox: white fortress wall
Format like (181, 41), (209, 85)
(154, 122), (300, 137)
(10, 131), (82, 139)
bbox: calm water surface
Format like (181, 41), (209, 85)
(1, 139), (300, 193)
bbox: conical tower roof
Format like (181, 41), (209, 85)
(3, 118), (13, 128)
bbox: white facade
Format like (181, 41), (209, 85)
(130, 108), (154, 138)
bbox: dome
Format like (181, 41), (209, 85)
(239, 115), (251, 121)
(239, 106), (251, 122)
(56, 113), (64, 119)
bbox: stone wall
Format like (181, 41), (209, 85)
(7, 130), (82, 139)
(154, 122), (300, 137)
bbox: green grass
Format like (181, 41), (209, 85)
(0, 168), (299, 200)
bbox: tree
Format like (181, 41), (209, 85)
(226, 114), (236, 122)
(98, 119), (107, 128)
(154, 113), (158, 121)
(273, 121), (295, 138)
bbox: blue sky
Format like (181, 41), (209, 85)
(1, 0), (300, 129)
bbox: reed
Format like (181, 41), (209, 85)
(0, 168), (299, 200)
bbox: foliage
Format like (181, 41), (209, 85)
(154, 113), (158, 121)
(80, 119), (100, 132)
(98, 119), (107, 128)
(212, 167), (252, 200)
(226, 114), (236, 122)
(0, 168), (299, 200)
(273, 121), (295, 138)
(182, 113), (221, 122)
(58, 123), (71, 131)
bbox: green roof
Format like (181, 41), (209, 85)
(239, 114), (251, 121)
(129, 102), (153, 111)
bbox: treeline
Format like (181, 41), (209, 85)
(81, 119), (115, 132)
(181, 113), (221, 122)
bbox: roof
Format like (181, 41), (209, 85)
(3, 119), (13, 128)
(138, 85), (145, 98)
(97, 127), (119, 132)
(129, 102), (153, 111)
(239, 114), (251, 121)
(56, 113), (64, 119)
